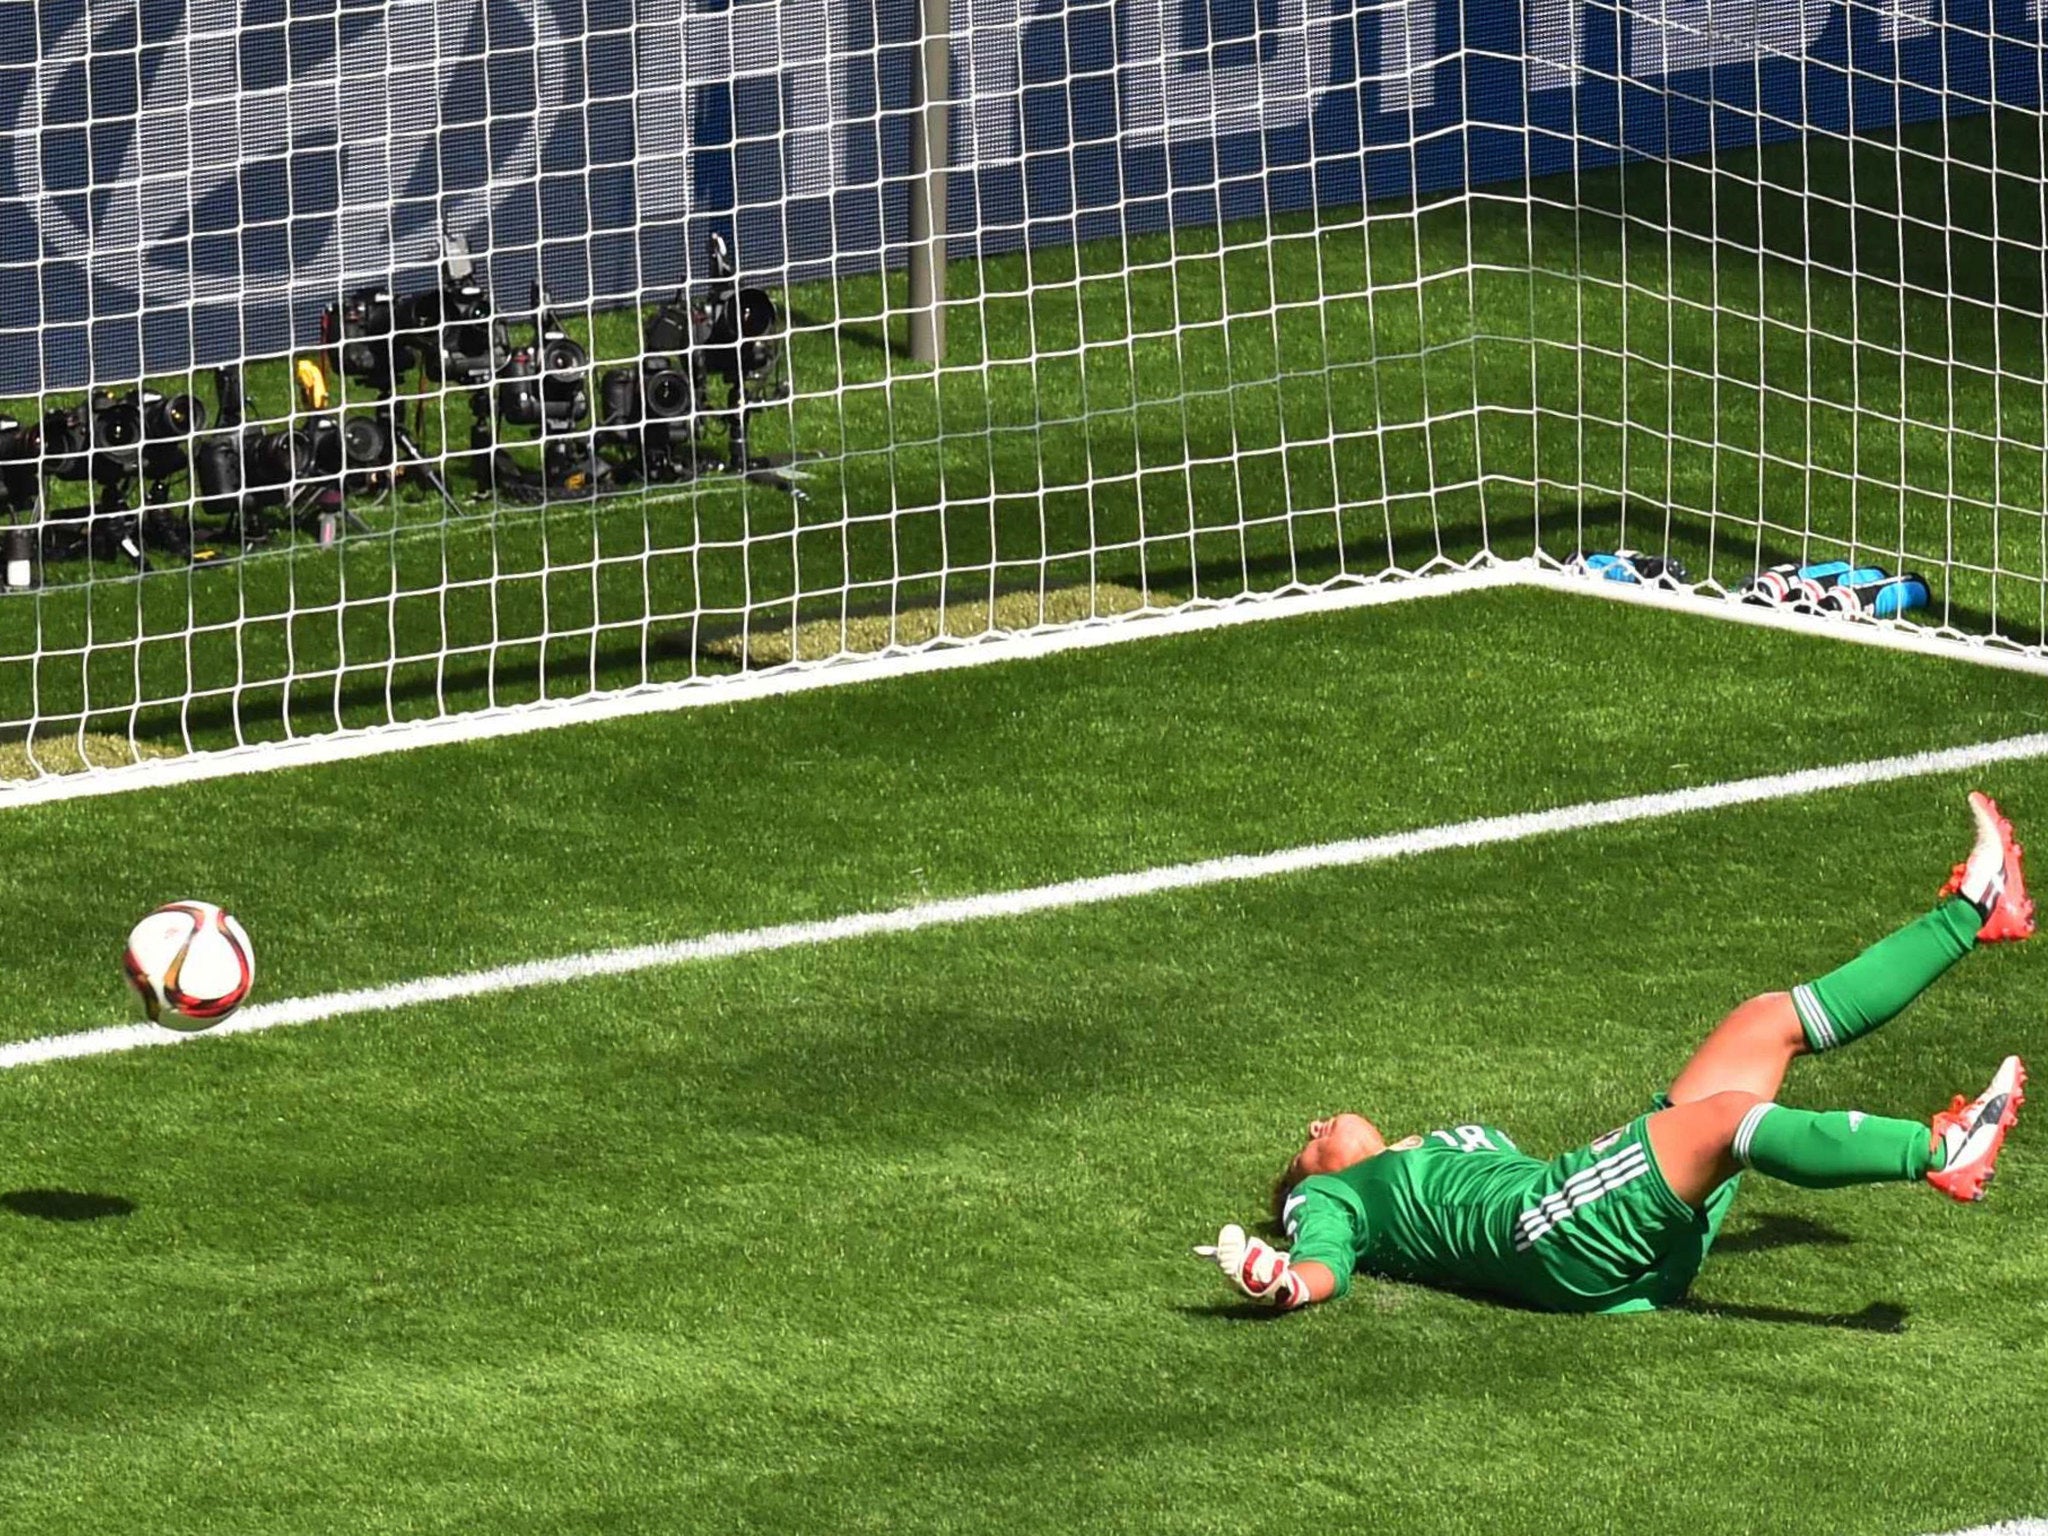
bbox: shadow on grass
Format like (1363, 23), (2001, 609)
(1, 1189), (136, 1221)
(88, 494), (2041, 756)
(1576, 112), (2048, 329)
(1674, 1298), (1907, 1334)
(1171, 1301), (1294, 1322)
(126, 518), (1472, 750)
(1177, 1294), (1910, 1331)
(1710, 1211), (1856, 1257)
(787, 307), (911, 364)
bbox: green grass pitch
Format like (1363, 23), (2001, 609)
(1, 586), (2046, 1532)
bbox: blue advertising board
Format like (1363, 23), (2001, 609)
(0, 0), (2034, 393)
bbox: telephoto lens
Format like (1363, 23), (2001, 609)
(645, 367), (692, 418)
(136, 392), (205, 483)
(243, 428), (315, 488)
(142, 392), (204, 441)
(340, 416), (388, 470)
(90, 390), (142, 456)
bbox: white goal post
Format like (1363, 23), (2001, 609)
(0, 0), (2044, 799)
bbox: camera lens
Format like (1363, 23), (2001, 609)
(39, 406), (90, 475)
(737, 290), (775, 340)
(144, 393), (206, 440)
(645, 369), (692, 419)
(341, 417), (388, 469)
(93, 396), (141, 451)
(246, 428), (314, 486)
(542, 338), (586, 388)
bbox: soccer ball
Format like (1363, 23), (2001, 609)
(123, 901), (255, 1030)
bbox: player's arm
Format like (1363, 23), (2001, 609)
(1286, 1257), (1340, 1303)
(1194, 1188), (1354, 1309)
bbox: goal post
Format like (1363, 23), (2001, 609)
(906, 0), (953, 366)
(1, 0), (2045, 798)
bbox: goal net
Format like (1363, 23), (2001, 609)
(0, 0), (2040, 788)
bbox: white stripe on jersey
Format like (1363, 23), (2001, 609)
(1516, 1156), (1647, 1245)
(1513, 1143), (1651, 1250)
(1521, 1144), (1647, 1230)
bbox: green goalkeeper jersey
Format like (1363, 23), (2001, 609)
(1283, 1117), (1733, 1314)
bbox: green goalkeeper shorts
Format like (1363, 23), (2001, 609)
(1502, 1108), (1742, 1314)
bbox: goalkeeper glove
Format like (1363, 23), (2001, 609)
(1193, 1223), (1310, 1309)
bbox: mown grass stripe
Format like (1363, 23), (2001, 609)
(11, 725), (2048, 1072)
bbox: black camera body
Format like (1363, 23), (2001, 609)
(322, 286), (405, 394)
(194, 365), (402, 535)
(322, 232), (508, 399)
(37, 392), (124, 487)
(27, 386), (208, 563)
(471, 285), (613, 502)
(595, 360), (697, 480)
(107, 387), (208, 491)
(403, 279), (506, 389)
(493, 290), (592, 434)
(596, 232), (789, 482)
(691, 232), (789, 418)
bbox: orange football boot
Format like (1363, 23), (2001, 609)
(1938, 791), (2034, 942)
(1928, 1055), (2026, 1203)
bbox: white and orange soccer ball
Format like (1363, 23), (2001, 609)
(123, 901), (255, 1030)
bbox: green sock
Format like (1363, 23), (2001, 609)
(1792, 898), (1981, 1052)
(1732, 1101), (1938, 1187)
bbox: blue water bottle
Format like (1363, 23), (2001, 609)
(1829, 571), (1930, 619)
(1794, 562), (1870, 607)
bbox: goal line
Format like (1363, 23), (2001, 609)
(6, 559), (2044, 812)
(10, 723), (2048, 1072)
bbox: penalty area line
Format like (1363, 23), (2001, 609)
(10, 727), (2048, 1072)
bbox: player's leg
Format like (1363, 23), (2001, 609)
(1665, 790), (2030, 1106)
(1662, 899), (1978, 1105)
(1646, 1058), (2027, 1207)
(1664, 992), (1806, 1105)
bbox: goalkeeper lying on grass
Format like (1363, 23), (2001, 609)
(1197, 791), (2032, 1314)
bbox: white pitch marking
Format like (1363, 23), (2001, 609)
(10, 726), (2048, 1071)
(1926, 1523), (2048, 1535)
(13, 560), (2048, 813)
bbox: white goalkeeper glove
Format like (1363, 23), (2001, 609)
(1193, 1223), (1310, 1309)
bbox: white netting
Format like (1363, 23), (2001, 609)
(1519, 0), (2048, 647)
(0, 0), (2041, 781)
